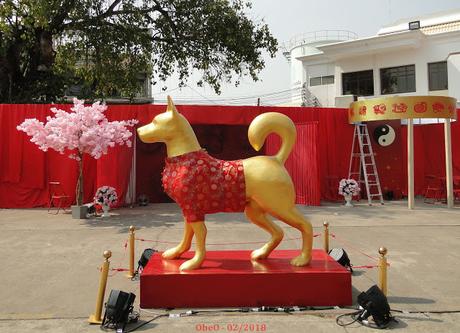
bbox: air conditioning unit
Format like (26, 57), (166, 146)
(335, 95), (356, 108)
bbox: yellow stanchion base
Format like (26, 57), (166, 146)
(126, 273), (134, 278)
(88, 314), (102, 324)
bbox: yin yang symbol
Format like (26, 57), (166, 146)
(374, 125), (395, 147)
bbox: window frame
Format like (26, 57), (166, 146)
(342, 69), (374, 96)
(380, 64), (416, 95)
(322, 75), (335, 85)
(428, 61), (448, 91)
(309, 76), (322, 86)
(309, 75), (335, 87)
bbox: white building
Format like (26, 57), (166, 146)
(285, 11), (460, 107)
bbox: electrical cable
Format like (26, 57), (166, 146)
(152, 87), (303, 105)
(99, 301), (460, 333)
(391, 309), (460, 314)
(335, 309), (364, 327)
(335, 308), (397, 330)
(125, 314), (168, 332)
(334, 306), (460, 329)
(185, 84), (223, 105)
(182, 87), (300, 102)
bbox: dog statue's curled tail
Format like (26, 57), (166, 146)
(248, 111), (296, 164)
(137, 97), (313, 271)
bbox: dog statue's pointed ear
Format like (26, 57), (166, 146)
(167, 96), (179, 116)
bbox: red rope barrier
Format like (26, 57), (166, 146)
(330, 233), (380, 262)
(102, 232), (387, 275)
(353, 265), (379, 269)
(330, 233), (390, 268)
(135, 233), (320, 246)
(97, 266), (130, 277)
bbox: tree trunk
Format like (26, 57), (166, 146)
(76, 153), (84, 206)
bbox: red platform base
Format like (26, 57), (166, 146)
(140, 249), (352, 308)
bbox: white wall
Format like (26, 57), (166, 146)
(296, 32), (460, 106)
(447, 53), (460, 103)
(305, 63), (336, 106)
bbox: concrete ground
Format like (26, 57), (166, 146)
(1, 199), (460, 332)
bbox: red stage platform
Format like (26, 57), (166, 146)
(140, 249), (352, 308)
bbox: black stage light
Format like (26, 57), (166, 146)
(357, 285), (392, 328)
(102, 290), (136, 332)
(130, 248), (156, 281)
(328, 248), (353, 272)
(138, 248), (156, 272)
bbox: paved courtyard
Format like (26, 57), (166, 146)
(1, 199), (460, 332)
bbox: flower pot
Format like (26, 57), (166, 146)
(71, 205), (88, 219)
(102, 204), (110, 217)
(343, 194), (353, 207)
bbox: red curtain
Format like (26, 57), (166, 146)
(399, 115), (460, 196)
(266, 122), (321, 206)
(317, 109), (355, 201)
(2, 103), (459, 208)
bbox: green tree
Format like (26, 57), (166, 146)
(0, 0), (277, 103)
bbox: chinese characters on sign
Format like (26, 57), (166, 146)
(348, 96), (456, 123)
(373, 104), (386, 115)
(391, 103), (408, 113)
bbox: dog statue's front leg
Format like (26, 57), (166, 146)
(162, 220), (194, 259)
(179, 222), (207, 271)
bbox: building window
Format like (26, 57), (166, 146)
(428, 61), (448, 91)
(380, 65), (415, 94)
(322, 75), (334, 85)
(309, 75), (335, 86)
(342, 70), (374, 96)
(310, 77), (322, 86)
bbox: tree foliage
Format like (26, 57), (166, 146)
(0, 0), (277, 103)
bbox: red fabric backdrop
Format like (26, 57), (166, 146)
(399, 120), (460, 196)
(266, 122), (321, 205)
(1, 103), (459, 208)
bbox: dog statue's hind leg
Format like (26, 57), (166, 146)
(179, 221), (207, 271)
(245, 200), (284, 260)
(162, 220), (194, 259)
(245, 112), (313, 266)
(272, 208), (312, 266)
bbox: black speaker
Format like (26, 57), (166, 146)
(102, 290), (136, 331)
(357, 285), (392, 328)
(137, 194), (149, 206)
(328, 248), (353, 272)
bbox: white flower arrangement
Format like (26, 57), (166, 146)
(338, 179), (360, 196)
(94, 186), (118, 207)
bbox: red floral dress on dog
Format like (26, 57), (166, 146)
(162, 150), (247, 222)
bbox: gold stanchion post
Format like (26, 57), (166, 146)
(127, 226), (135, 278)
(88, 250), (112, 324)
(378, 247), (388, 296)
(323, 221), (329, 253)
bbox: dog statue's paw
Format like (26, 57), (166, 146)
(250, 247), (270, 260)
(290, 253), (311, 267)
(179, 258), (203, 271)
(162, 247), (186, 259)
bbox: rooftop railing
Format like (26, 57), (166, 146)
(283, 30), (358, 53)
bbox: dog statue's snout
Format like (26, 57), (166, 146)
(137, 123), (155, 143)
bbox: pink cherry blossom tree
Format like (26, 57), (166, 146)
(17, 98), (138, 206)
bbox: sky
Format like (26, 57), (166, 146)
(151, 0), (460, 105)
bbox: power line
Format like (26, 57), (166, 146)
(185, 84), (219, 105)
(152, 87), (302, 105)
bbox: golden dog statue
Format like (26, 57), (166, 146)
(137, 97), (313, 271)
